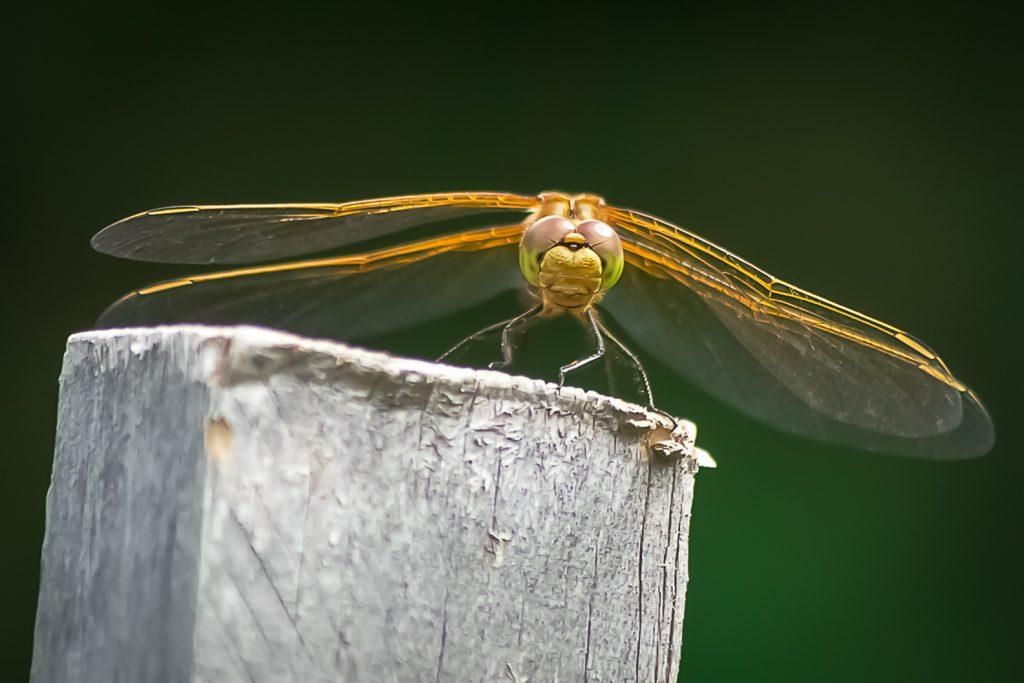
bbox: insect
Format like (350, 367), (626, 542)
(92, 191), (994, 459)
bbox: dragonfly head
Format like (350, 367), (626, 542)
(519, 215), (624, 299)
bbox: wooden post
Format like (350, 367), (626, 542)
(32, 325), (711, 682)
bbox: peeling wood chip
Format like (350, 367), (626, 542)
(650, 438), (690, 460)
(695, 447), (718, 468)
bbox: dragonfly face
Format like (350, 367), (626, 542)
(518, 214), (624, 312)
(90, 190), (995, 459)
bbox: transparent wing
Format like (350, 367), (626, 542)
(98, 225), (526, 344)
(602, 206), (994, 459)
(92, 191), (539, 264)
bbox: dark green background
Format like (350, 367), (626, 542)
(6, 4), (1021, 681)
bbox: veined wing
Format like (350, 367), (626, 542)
(92, 191), (539, 264)
(98, 224), (526, 344)
(602, 206), (994, 459)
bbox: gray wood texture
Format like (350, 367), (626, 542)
(32, 325), (709, 682)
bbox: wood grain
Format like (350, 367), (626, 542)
(32, 326), (706, 682)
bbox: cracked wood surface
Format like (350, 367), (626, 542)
(32, 325), (704, 682)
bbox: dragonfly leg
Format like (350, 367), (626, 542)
(592, 314), (677, 429)
(437, 304), (542, 365)
(489, 304), (543, 370)
(558, 309), (606, 387)
(603, 340), (618, 397)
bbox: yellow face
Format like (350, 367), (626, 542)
(519, 216), (625, 311)
(537, 239), (604, 310)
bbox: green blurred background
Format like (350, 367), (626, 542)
(6, 3), (1021, 681)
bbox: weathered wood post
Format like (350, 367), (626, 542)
(32, 325), (712, 682)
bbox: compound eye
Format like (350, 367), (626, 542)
(519, 215), (574, 285)
(575, 220), (624, 290)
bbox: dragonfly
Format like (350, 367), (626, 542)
(91, 190), (994, 459)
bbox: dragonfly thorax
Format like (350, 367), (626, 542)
(518, 214), (625, 313)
